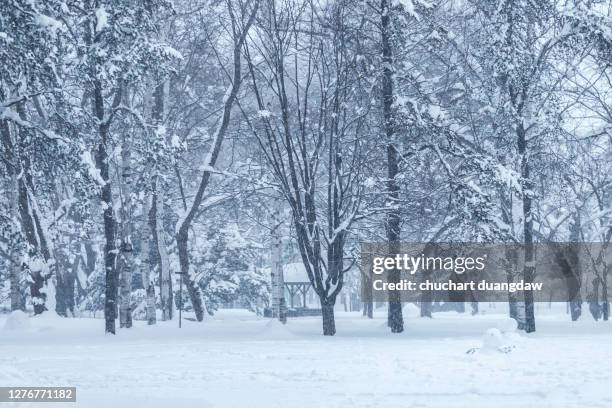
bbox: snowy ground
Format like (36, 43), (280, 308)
(1, 305), (611, 408)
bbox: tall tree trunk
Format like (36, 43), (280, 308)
(155, 188), (173, 320)
(518, 122), (535, 333)
(594, 193), (609, 321)
(568, 211), (582, 321)
(67, 250), (78, 315)
(500, 192), (524, 326)
(270, 199), (286, 322)
(381, 0), (403, 333)
(93, 78), (119, 334)
(10, 266), (22, 311)
(142, 195), (156, 325)
(362, 266), (373, 318)
(119, 132), (134, 329)
(8, 176), (22, 312)
(54, 246), (70, 317)
(1, 119), (22, 311)
(150, 79), (173, 321)
(505, 247), (525, 327)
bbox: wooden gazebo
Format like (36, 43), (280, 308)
(283, 263), (313, 309)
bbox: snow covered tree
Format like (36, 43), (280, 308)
(173, 0), (259, 322)
(244, 0), (374, 335)
(51, 0), (181, 333)
(0, 0), (96, 315)
(191, 221), (268, 313)
(464, 0), (612, 332)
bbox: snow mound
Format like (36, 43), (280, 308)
(258, 319), (296, 340)
(3, 310), (31, 331)
(467, 328), (517, 355)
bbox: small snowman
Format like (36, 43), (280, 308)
(467, 323), (518, 354)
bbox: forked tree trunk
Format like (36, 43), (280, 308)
(174, 1), (258, 322)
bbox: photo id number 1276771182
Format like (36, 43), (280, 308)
(0, 387), (76, 402)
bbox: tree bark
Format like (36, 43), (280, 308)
(567, 212), (582, 321)
(1, 119), (23, 311)
(93, 77), (119, 334)
(8, 177), (21, 312)
(270, 199), (286, 322)
(321, 300), (336, 336)
(362, 266), (373, 318)
(154, 188), (173, 320)
(518, 121), (535, 333)
(119, 131), (134, 329)
(381, 0), (403, 333)
(142, 195), (156, 325)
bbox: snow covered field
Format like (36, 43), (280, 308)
(1, 306), (611, 408)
